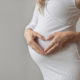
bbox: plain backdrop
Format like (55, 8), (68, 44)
(0, 0), (80, 80)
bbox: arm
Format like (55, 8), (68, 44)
(67, 31), (80, 42)
(25, 4), (38, 30)
(70, 0), (80, 42)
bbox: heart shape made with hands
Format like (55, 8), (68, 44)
(34, 31), (71, 56)
(34, 33), (56, 55)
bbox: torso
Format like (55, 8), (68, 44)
(28, 0), (80, 79)
(28, 0), (80, 60)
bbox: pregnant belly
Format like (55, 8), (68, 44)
(28, 26), (80, 64)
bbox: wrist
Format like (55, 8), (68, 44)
(72, 32), (80, 42)
(67, 31), (80, 42)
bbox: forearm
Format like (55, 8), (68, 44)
(67, 31), (80, 42)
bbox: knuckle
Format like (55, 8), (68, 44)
(35, 32), (38, 34)
(34, 32), (38, 36)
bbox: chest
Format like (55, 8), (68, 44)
(38, 0), (80, 24)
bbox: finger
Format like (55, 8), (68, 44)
(46, 32), (57, 40)
(30, 40), (45, 55)
(44, 44), (58, 56)
(51, 45), (62, 54)
(36, 33), (46, 41)
(30, 43), (44, 55)
(44, 39), (55, 52)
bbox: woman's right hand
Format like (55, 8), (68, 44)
(24, 28), (46, 55)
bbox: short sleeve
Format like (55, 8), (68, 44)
(25, 4), (38, 30)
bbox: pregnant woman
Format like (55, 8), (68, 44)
(24, 0), (80, 80)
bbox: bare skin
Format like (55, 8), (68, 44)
(43, 0), (80, 55)
(24, 0), (80, 56)
(24, 28), (46, 55)
(43, 31), (79, 55)
(76, 0), (80, 9)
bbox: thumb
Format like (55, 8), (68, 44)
(46, 32), (57, 40)
(36, 33), (46, 41)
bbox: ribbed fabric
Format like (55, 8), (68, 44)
(25, 0), (80, 80)
(25, 4), (38, 30)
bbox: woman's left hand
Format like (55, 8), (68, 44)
(44, 31), (74, 56)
